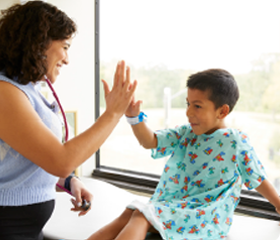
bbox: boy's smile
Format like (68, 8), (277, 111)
(186, 88), (227, 135)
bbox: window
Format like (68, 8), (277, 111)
(93, 0), (280, 219)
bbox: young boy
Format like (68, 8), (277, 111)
(88, 69), (280, 240)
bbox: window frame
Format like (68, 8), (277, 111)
(92, 0), (280, 221)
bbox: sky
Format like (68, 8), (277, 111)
(100, 0), (280, 74)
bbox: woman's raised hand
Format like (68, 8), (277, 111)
(102, 60), (137, 119)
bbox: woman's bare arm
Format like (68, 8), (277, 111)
(0, 61), (137, 177)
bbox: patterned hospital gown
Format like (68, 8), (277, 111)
(127, 124), (266, 240)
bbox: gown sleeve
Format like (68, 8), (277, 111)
(151, 125), (190, 159)
(236, 130), (267, 190)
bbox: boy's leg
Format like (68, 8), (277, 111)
(87, 208), (134, 240)
(115, 209), (151, 240)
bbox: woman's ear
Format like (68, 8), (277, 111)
(218, 104), (230, 119)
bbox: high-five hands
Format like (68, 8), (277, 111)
(102, 60), (137, 118)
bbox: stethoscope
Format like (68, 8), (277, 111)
(45, 76), (91, 211)
(45, 77), (69, 141)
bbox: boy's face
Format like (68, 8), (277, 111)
(186, 88), (225, 135)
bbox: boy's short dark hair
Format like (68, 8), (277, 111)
(186, 69), (239, 113)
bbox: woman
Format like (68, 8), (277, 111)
(0, 1), (137, 240)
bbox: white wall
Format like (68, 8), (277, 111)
(0, 0), (96, 177)
(0, 0), (18, 8)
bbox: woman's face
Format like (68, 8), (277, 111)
(44, 38), (72, 83)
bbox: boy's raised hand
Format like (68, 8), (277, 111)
(125, 93), (157, 149)
(125, 95), (142, 117)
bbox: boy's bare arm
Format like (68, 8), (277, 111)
(255, 179), (280, 213)
(124, 85), (157, 149)
(131, 122), (157, 149)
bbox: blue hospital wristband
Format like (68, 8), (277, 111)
(126, 112), (147, 125)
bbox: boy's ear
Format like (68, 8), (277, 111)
(218, 104), (230, 119)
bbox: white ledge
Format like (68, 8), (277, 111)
(43, 178), (280, 240)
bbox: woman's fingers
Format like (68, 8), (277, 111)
(112, 61), (136, 98)
(102, 79), (110, 97)
(113, 61), (120, 86)
(125, 65), (131, 87)
(127, 80), (137, 98)
(104, 61), (138, 117)
(113, 60), (126, 88)
(113, 60), (134, 91)
(120, 61), (126, 86)
(70, 198), (92, 216)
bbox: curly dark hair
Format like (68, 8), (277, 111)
(187, 69), (239, 113)
(0, 1), (77, 84)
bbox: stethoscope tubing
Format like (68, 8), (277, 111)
(45, 77), (69, 142)
(45, 77), (91, 210)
